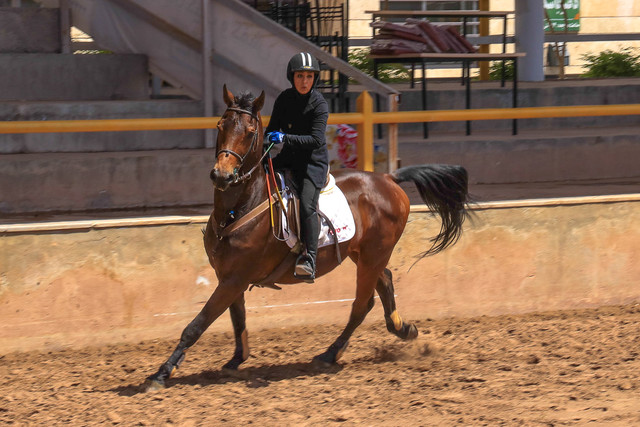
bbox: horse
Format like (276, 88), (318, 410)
(144, 86), (470, 391)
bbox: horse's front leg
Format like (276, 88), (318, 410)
(221, 293), (250, 371)
(144, 283), (247, 391)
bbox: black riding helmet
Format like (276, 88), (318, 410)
(286, 52), (321, 87)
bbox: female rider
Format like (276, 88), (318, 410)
(265, 52), (329, 283)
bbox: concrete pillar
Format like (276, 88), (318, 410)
(515, 0), (544, 81)
(60, 0), (71, 54)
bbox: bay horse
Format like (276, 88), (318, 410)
(144, 86), (469, 391)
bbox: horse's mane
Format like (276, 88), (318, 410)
(234, 92), (254, 110)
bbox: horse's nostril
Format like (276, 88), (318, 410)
(210, 168), (233, 189)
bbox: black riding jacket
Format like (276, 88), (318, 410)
(265, 88), (329, 189)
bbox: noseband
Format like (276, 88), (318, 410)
(215, 107), (264, 185)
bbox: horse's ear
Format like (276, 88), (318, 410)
(222, 84), (234, 107)
(252, 90), (265, 115)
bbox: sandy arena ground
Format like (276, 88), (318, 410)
(2, 303), (640, 426)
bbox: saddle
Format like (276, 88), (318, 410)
(252, 171), (356, 290)
(273, 171), (342, 258)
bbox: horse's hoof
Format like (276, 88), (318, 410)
(142, 378), (165, 392)
(312, 354), (335, 369)
(222, 357), (244, 371)
(221, 367), (249, 379)
(406, 324), (419, 340)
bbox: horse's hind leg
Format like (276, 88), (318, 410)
(222, 293), (250, 371)
(376, 268), (418, 340)
(144, 283), (245, 391)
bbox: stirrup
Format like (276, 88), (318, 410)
(294, 258), (315, 283)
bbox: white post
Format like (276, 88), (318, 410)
(202, 0), (215, 148)
(515, 0), (545, 81)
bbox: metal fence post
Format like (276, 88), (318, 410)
(387, 93), (399, 172)
(356, 91), (374, 172)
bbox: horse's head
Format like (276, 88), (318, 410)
(210, 84), (265, 191)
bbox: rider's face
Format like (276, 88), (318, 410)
(293, 71), (315, 95)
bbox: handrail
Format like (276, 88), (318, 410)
(370, 104), (640, 123)
(352, 33), (640, 47)
(2, 93), (640, 172)
(2, 103), (638, 133)
(0, 114), (362, 134)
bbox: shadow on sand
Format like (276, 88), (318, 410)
(111, 360), (343, 396)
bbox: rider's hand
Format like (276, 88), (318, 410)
(264, 132), (284, 158)
(267, 131), (285, 144)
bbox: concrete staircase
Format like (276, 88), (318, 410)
(0, 6), (204, 155)
(0, 1), (392, 216)
(1, 5), (638, 216)
(0, 5), (210, 215)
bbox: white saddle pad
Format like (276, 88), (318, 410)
(280, 174), (356, 249)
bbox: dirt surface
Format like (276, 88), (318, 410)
(2, 304), (640, 426)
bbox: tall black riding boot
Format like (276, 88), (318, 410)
(295, 212), (319, 283)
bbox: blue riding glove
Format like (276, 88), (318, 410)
(264, 132), (285, 158)
(267, 131), (285, 144)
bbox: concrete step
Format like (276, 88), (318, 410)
(0, 53), (149, 101)
(0, 6), (60, 53)
(0, 149), (216, 214)
(349, 78), (640, 133)
(2, 125), (639, 215)
(385, 125), (640, 185)
(0, 99), (205, 153)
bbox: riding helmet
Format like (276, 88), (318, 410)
(286, 52), (321, 86)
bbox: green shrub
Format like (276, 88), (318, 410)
(487, 61), (514, 80)
(581, 48), (640, 78)
(348, 48), (411, 83)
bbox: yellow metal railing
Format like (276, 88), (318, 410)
(1, 91), (640, 173)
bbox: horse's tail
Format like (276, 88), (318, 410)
(391, 164), (470, 257)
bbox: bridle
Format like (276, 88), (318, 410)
(215, 107), (268, 185)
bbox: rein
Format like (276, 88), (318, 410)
(216, 107), (268, 185)
(215, 105), (275, 239)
